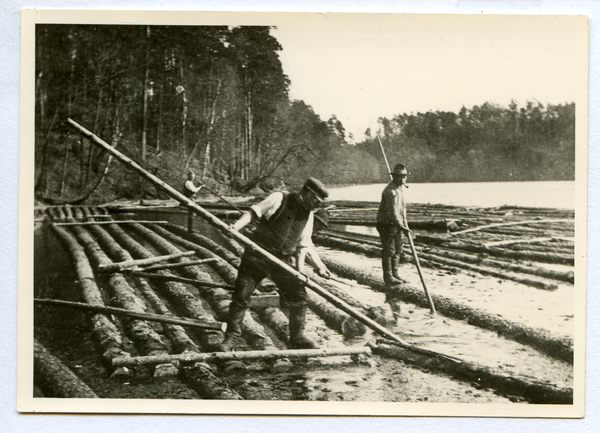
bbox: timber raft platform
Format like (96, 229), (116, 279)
(33, 199), (575, 404)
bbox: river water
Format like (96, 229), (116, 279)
(328, 180), (575, 210)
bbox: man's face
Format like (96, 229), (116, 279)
(303, 189), (325, 211)
(392, 173), (407, 185)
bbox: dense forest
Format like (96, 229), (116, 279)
(34, 25), (575, 204)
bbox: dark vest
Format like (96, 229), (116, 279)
(251, 192), (311, 255)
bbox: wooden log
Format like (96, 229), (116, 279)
(369, 341), (572, 404)
(307, 291), (367, 339)
(97, 250), (197, 273)
(34, 339), (99, 398)
(113, 346), (372, 367)
(179, 363), (243, 400)
(321, 254), (573, 364)
(86, 223), (201, 354)
(450, 219), (573, 236)
(53, 220), (170, 226)
(485, 237), (560, 248)
(35, 299), (226, 331)
(415, 235), (574, 265)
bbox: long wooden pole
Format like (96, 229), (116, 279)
(202, 185), (245, 214)
(67, 118), (412, 346)
(377, 136), (436, 314)
(97, 250), (197, 273)
(113, 346), (372, 367)
(35, 298), (225, 331)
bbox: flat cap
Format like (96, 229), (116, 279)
(303, 177), (329, 199)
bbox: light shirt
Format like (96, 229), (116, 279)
(250, 192), (314, 249)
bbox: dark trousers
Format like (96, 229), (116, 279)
(232, 249), (308, 309)
(376, 223), (403, 259)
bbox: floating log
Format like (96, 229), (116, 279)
(418, 247), (574, 284)
(97, 250), (197, 273)
(53, 220), (169, 226)
(321, 254), (573, 364)
(485, 237), (565, 248)
(34, 339), (99, 398)
(113, 346), (372, 367)
(415, 235), (574, 265)
(35, 299), (226, 331)
(450, 219), (573, 236)
(369, 341), (572, 405)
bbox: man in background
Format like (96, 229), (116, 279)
(183, 171), (203, 199)
(377, 163), (411, 285)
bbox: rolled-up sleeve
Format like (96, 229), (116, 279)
(250, 192), (284, 220)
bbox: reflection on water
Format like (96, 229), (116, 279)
(329, 181), (575, 209)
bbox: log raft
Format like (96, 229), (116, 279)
(35, 188), (574, 403)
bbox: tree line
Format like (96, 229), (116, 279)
(34, 25), (575, 204)
(360, 101), (575, 183)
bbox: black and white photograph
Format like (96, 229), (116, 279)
(17, 9), (587, 417)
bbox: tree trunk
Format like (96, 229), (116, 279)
(34, 339), (99, 398)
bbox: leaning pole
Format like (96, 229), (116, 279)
(66, 118), (413, 347)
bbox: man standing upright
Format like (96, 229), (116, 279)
(219, 177), (330, 352)
(377, 163), (411, 285)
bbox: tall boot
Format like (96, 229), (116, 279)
(289, 303), (318, 349)
(391, 255), (402, 281)
(382, 256), (401, 285)
(218, 303), (246, 352)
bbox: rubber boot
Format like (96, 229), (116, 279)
(391, 255), (402, 281)
(218, 303), (246, 352)
(382, 256), (402, 285)
(289, 303), (318, 349)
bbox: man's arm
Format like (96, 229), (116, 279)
(305, 245), (330, 277)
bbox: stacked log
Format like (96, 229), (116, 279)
(103, 223), (222, 350)
(49, 224), (132, 376)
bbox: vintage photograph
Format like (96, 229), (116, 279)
(18, 10), (587, 416)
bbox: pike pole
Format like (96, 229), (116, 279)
(377, 137), (436, 315)
(67, 118), (413, 347)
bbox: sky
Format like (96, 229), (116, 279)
(270, 14), (582, 142)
